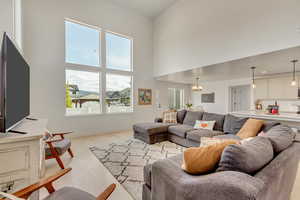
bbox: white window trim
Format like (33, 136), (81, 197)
(64, 18), (134, 116)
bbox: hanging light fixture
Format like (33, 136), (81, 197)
(291, 60), (298, 86)
(251, 66), (256, 89)
(192, 77), (203, 91)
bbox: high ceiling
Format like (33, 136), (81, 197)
(157, 46), (300, 84)
(109, 0), (177, 18)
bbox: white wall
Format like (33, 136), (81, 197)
(0, 0), (14, 40)
(192, 78), (253, 114)
(22, 0), (189, 136)
(0, 0), (22, 48)
(154, 0), (300, 76)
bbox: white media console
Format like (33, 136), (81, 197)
(0, 119), (47, 200)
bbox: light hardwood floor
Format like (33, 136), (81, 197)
(41, 131), (300, 200)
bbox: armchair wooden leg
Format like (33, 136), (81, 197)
(47, 141), (65, 169)
(67, 148), (74, 158)
(55, 155), (65, 169)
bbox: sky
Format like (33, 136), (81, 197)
(65, 21), (132, 92)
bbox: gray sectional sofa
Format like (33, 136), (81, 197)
(142, 125), (300, 200)
(133, 110), (300, 200)
(133, 110), (277, 147)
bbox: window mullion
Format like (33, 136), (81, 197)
(101, 30), (107, 114)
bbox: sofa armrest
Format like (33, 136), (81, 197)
(154, 118), (163, 123)
(151, 158), (265, 200)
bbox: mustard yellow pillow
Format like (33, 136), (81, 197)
(182, 140), (238, 174)
(236, 118), (264, 139)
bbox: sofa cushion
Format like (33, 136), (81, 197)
(177, 109), (187, 124)
(144, 164), (152, 187)
(262, 125), (296, 153)
(261, 121), (281, 132)
(214, 134), (241, 140)
(182, 140), (238, 174)
(202, 112), (225, 131)
(236, 119), (264, 139)
(223, 114), (248, 134)
(133, 123), (171, 135)
(186, 129), (223, 142)
(217, 137), (274, 174)
(182, 111), (203, 126)
(43, 187), (96, 200)
(168, 124), (194, 138)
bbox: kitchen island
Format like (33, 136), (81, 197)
(231, 110), (300, 129)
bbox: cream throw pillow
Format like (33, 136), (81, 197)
(182, 140), (238, 174)
(200, 137), (240, 147)
(236, 118), (264, 139)
(194, 120), (216, 130)
(163, 111), (177, 123)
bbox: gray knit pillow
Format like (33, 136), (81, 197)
(217, 137), (274, 174)
(262, 125), (295, 153)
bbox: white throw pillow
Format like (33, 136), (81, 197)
(194, 120), (216, 130)
(200, 137), (240, 147)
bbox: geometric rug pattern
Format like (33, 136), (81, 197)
(89, 138), (185, 200)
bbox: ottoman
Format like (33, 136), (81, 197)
(133, 123), (171, 144)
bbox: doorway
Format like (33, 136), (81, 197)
(230, 85), (251, 112)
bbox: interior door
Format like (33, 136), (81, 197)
(230, 85), (251, 112)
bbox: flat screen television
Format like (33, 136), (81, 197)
(0, 32), (30, 132)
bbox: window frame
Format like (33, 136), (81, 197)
(64, 18), (134, 116)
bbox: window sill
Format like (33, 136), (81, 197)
(65, 111), (134, 117)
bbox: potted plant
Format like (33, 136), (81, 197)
(186, 103), (193, 110)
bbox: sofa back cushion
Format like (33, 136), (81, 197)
(261, 121), (281, 133)
(183, 111), (203, 126)
(217, 137), (274, 174)
(223, 114), (248, 135)
(202, 112), (225, 131)
(262, 125), (295, 154)
(177, 109), (187, 124)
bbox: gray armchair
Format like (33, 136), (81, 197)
(0, 168), (116, 200)
(45, 132), (74, 169)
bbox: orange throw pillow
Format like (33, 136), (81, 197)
(182, 140), (238, 174)
(236, 118), (264, 139)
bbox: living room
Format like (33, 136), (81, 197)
(0, 0), (300, 200)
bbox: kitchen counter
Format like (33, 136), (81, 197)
(231, 111), (300, 123)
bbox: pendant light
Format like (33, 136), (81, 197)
(291, 60), (298, 86)
(192, 77), (203, 91)
(251, 66), (256, 89)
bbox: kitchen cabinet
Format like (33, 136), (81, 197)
(254, 79), (268, 100)
(254, 77), (298, 100)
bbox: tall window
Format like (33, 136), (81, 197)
(168, 88), (184, 110)
(65, 19), (133, 115)
(65, 21), (100, 67)
(106, 74), (132, 113)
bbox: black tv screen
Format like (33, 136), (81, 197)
(0, 33), (30, 132)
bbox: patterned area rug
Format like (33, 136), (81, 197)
(89, 138), (185, 200)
